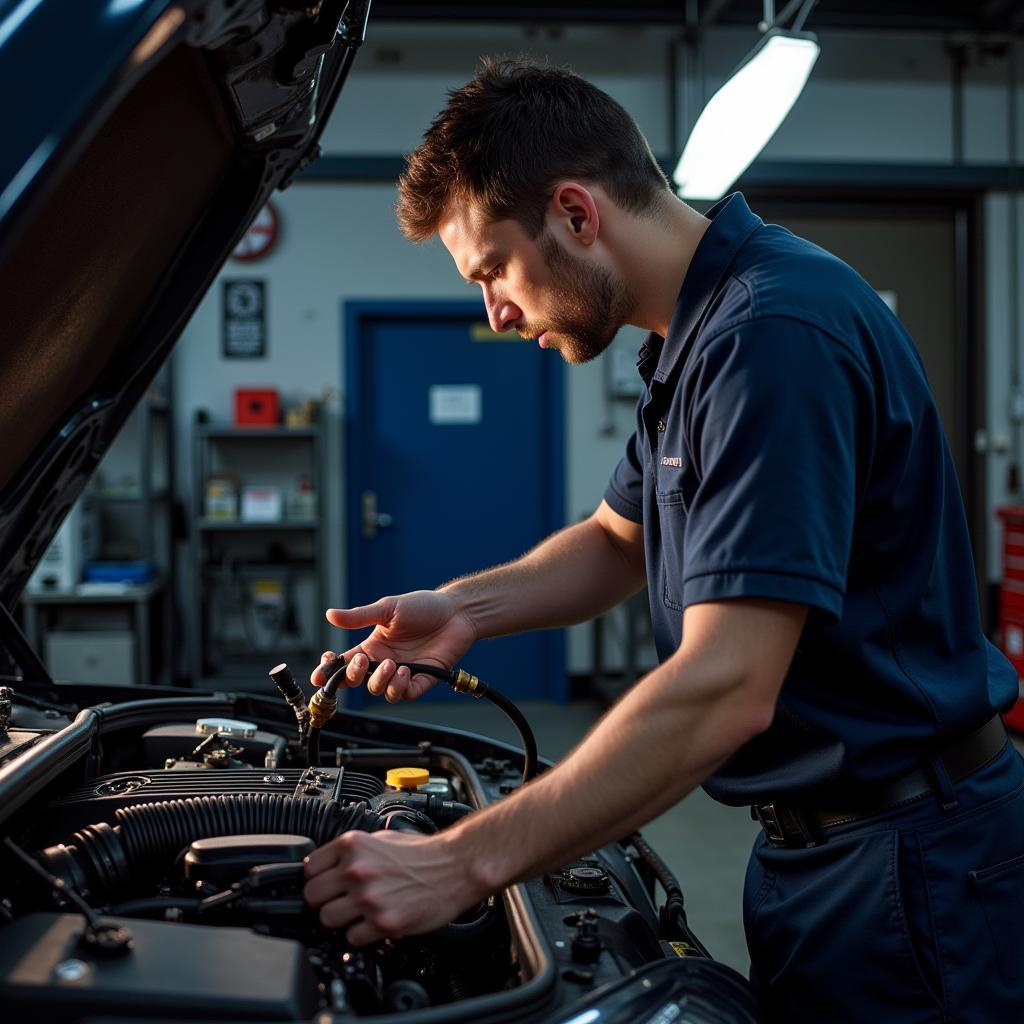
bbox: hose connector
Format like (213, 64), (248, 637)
(269, 663), (310, 740)
(307, 688), (339, 729)
(451, 669), (485, 698)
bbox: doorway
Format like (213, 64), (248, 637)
(343, 301), (566, 705)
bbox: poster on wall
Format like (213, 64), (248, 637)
(222, 279), (267, 358)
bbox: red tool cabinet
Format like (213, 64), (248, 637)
(995, 506), (1024, 731)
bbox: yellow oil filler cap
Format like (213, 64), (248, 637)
(386, 767), (430, 791)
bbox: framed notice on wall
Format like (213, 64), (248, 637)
(222, 279), (267, 358)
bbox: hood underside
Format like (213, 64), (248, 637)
(0, 0), (369, 612)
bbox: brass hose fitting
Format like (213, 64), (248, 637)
(451, 669), (484, 698)
(307, 688), (339, 729)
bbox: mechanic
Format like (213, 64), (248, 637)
(302, 58), (1024, 1022)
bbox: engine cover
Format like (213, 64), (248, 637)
(184, 834), (315, 887)
(0, 913), (319, 1020)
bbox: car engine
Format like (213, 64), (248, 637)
(0, 676), (762, 1023)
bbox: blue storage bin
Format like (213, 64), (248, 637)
(82, 560), (156, 584)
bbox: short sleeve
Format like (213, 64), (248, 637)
(604, 430), (644, 523)
(681, 318), (873, 619)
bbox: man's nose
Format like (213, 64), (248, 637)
(485, 293), (519, 334)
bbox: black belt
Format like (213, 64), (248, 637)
(751, 715), (1009, 848)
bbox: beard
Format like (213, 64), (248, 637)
(518, 231), (635, 365)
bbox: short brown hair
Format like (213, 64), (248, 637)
(396, 57), (669, 242)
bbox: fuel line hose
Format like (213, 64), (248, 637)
(307, 658), (539, 784)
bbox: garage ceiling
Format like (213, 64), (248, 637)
(373, 1), (1022, 34)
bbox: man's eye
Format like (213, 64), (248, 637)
(486, 265), (503, 280)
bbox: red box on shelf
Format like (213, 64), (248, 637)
(234, 388), (279, 426)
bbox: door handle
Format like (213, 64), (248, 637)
(361, 491), (394, 539)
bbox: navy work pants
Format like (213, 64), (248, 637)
(743, 742), (1024, 1022)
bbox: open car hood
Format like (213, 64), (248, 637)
(0, 0), (369, 617)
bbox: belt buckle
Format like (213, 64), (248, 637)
(754, 803), (787, 845)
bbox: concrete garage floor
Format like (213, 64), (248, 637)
(373, 697), (1024, 978)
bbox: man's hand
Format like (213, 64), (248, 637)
(311, 590), (478, 701)
(302, 830), (485, 945)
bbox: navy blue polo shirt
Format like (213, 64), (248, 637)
(604, 193), (1018, 805)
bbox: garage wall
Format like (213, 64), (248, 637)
(173, 23), (1024, 677)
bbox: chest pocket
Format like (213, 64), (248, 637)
(652, 411), (697, 611)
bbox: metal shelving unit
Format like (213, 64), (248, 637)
(19, 370), (175, 685)
(187, 420), (326, 687)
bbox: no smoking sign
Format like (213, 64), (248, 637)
(232, 202), (280, 262)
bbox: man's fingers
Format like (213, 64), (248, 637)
(303, 841), (341, 881)
(312, 650), (443, 697)
(384, 666), (411, 703)
(318, 903), (386, 947)
(344, 653), (372, 688)
(302, 831), (457, 945)
(310, 651), (339, 686)
(345, 918), (387, 948)
(403, 674), (436, 701)
(317, 894), (360, 931)
(302, 872), (346, 909)
(311, 652), (378, 689)
(366, 659), (396, 697)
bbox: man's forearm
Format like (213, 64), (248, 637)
(448, 650), (747, 889)
(445, 600), (806, 895)
(441, 506), (645, 640)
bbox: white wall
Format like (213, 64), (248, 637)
(174, 23), (1024, 677)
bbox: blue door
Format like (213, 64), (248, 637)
(343, 302), (566, 705)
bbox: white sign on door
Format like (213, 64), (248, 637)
(429, 385), (482, 425)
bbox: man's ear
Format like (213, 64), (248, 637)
(550, 182), (599, 246)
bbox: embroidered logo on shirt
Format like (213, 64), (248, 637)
(661, 456), (683, 467)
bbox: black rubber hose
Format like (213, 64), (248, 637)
(332, 656), (540, 785)
(307, 726), (322, 767)
(436, 896), (500, 946)
(39, 795), (383, 902)
(379, 808), (439, 833)
(326, 659), (453, 686)
(629, 831), (710, 957)
(478, 685), (538, 783)
(630, 831), (683, 905)
(369, 795), (473, 828)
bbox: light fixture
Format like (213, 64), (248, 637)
(672, 28), (820, 201)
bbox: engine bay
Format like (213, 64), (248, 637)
(0, 677), (759, 1023)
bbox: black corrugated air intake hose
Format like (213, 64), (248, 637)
(315, 658), (539, 783)
(37, 794), (384, 903)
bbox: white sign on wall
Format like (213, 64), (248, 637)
(429, 385), (482, 425)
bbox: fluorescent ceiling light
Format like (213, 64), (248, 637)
(673, 29), (819, 201)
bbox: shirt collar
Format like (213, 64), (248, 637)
(643, 192), (763, 386)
